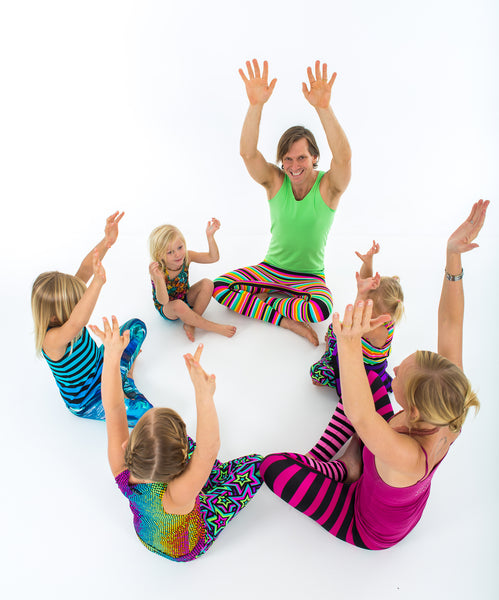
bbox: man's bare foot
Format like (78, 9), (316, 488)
(280, 317), (319, 346)
(183, 323), (196, 341)
(213, 324), (237, 338)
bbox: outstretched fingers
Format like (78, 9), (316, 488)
(469, 199), (489, 236)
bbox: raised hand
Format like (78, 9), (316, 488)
(447, 200), (489, 255)
(184, 344), (216, 396)
(90, 315), (130, 358)
(104, 211), (125, 249)
(149, 261), (163, 279)
(332, 300), (391, 343)
(355, 240), (380, 265)
(206, 218), (221, 237)
(302, 60), (337, 110)
(356, 271), (381, 297)
(92, 249), (106, 285)
(239, 59), (277, 106)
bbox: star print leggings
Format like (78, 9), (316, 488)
(212, 262), (333, 324)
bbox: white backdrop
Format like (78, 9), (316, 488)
(1, 1), (498, 599)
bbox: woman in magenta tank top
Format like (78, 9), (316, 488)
(261, 200), (488, 549)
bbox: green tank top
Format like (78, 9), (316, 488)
(264, 171), (335, 274)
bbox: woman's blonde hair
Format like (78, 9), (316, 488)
(370, 276), (404, 325)
(31, 271), (87, 354)
(125, 408), (189, 482)
(149, 224), (188, 269)
(404, 350), (479, 433)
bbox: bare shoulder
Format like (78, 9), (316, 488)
(265, 164), (285, 198)
(363, 324), (389, 349)
(162, 487), (196, 516)
(319, 154), (351, 209)
(42, 326), (69, 361)
(318, 171), (342, 210)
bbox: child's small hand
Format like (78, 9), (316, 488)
(355, 271), (380, 296)
(333, 300), (390, 343)
(90, 316), (130, 357)
(184, 344), (216, 396)
(104, 211), (125, 249)
(206, 218), (221, 237)
(93, 249), (107, 285)
(355, 240), (380, 264)
(149, 261), (163, 280)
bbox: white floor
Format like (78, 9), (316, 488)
(2, 2), (498, 599)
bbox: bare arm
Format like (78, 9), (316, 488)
(188, 218), (221, 264)
(43, 252), (106, 359)
(75, 211), (124, 283)
(89, 317), (130, 476)
(355, 240), (379, 279)
(164, 345), (220, 514)
(438, 200), (489, 369)
(302, 61), (351, 209)
(239, 59), (282, 192)
(334, 301), (425, 478)
(149, 262), (170, 306)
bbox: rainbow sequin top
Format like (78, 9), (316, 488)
(115, 439), (207, 562)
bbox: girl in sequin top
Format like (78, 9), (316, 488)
(149, 219), (236, 341)
(91, 317), (263, 561)
(31, 212), (152, 425)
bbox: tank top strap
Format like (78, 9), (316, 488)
(420, 445), (430, 478)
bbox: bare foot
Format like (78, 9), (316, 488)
(280, 318), (319, 346)
(335, 435), (363, 483)
(183, 323), (196, 342)
(214, 324), (237, 338)
(127, 350), (142, 379)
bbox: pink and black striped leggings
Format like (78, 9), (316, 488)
(212, 262), (333, 324)
(260, 374), (394, 547)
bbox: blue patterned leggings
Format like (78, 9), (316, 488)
(74, 319), (152, 426)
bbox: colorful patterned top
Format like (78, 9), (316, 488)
(152, 260), (190, 311)
(42, 326), (102, 406)
(115, 439), (208, 562)
(326, 320), (395, 365)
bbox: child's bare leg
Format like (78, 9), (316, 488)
(165, 286), (236, 341)
(280, 316), (319, 346)
(185, 279), (214, 340)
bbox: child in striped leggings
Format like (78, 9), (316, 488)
(309, 241), (404, 473)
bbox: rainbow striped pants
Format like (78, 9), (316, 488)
(212, 262), (333, 324)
